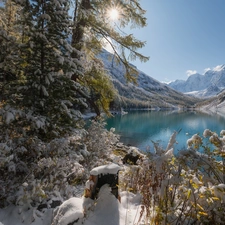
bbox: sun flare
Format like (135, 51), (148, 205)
(108, 8), (119, 20)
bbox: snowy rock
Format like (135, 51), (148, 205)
(52, 197), (84, 225)
(122, 152), (140, 165)
(90, 163), (121, 176)
(82, 184), (120, 225)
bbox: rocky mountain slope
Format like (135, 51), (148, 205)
(168, 65), (225, 97)
(196, 89), (225, 116)
(99, 49), (199, 109)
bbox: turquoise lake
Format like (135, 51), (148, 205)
(105, 110), (225, 153)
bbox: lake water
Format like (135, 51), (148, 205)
(105, 110), (225, 153)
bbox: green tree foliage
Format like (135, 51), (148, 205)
(0, 0), (149, 215)
(0, 0), (92, 210)
(0, 0), (150, 131)
(0, 0), (20, 93)
(0, 0), (88, 140)
(80, 58), (117, 116)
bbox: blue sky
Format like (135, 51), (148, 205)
(128, 0), (225, 83)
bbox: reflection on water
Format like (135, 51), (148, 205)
(105, 110), (225, 153)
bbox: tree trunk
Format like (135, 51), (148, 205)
(71, 0), (101, 116)
(71, 0), (91, 56)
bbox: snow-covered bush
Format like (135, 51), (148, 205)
(123, 130), (225, 224)
(83, 118), (120, 169)
(0, 115), (121, 224)
(0, 129), (90, 214)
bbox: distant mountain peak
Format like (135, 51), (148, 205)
(212, 64), (225, 72)
(168, 64), (225, 98)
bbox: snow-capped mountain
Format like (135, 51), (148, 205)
(168, 65), (225, 97)
(98, 49), (198, 109)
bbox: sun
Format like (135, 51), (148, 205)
(107, 8), (119, 20)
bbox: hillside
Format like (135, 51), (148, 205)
(168, 65), (225, 97)
(196, 89), (225, 116)
(99, 49), (199, 109)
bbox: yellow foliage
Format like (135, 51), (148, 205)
(190, 179), (200, 189)
(211, 197), (220, 201)
(197, 203), (204, 211)
(198, 211), (208, 216)
(187, 189), (192, 199)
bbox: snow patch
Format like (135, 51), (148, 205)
(52, 197), (84, 225)
(90, 163), (122, 176)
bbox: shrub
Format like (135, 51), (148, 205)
(122, 130), (225, 224)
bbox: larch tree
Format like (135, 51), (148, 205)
(71, 0), (149, 115)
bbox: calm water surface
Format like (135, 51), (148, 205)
(105, 110), (225, 153)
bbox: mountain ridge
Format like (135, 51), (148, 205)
(168, 65), (225, 97)
(99, 49), (199, 109)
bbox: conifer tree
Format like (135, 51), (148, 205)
(0, 0), (87, 140)
(0, 0), (20, 93)
(0, 0), (90, 209)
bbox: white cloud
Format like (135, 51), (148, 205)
(213, 65), (223, 72)
(203, 68), (211, 74)
(186, 70), (197, 77)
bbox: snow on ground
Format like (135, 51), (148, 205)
(90, 163), (122, 175)
(82, 186), (144, 225)
(200, 98), (225, 117)
(0, 163), (145, 225)
(0, 205), (53, 225)
(52, 197), (84, 225)
(0, 186), (144, 225)
(217, 101), (225, 115)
